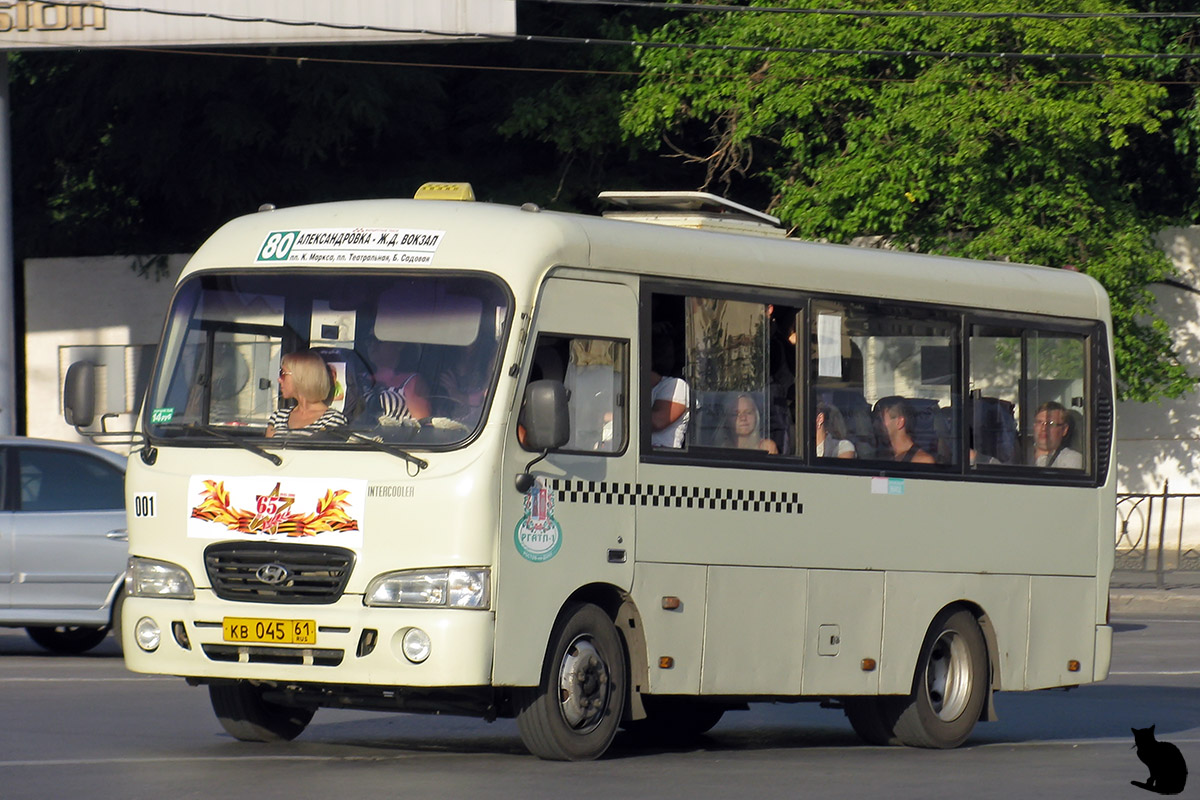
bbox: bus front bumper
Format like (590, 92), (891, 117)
(120, 594), (497, 688)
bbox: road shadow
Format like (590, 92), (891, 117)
(275, 683), (1200, 761)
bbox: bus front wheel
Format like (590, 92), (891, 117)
(515, 602), (626, 761)
(892, 608), (988, 748)
(209, 682), (315, 742)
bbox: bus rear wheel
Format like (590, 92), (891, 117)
(515, 602), (626, 761)
(209, 682), (315, 742)
(891, 608), (988, 748)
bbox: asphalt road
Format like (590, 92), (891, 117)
(0, 615), (1195, 800)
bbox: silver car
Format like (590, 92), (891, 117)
(0, 437), (127, 653)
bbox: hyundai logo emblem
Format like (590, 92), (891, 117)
(255, 563), (291, 585)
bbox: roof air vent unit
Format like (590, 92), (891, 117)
(598, 191), (785, 237)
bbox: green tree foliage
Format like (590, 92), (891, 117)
(614, 0), (1196, 401)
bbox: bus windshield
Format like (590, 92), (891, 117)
(144, 271), (511, 449)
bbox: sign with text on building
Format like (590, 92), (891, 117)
(0, 1), (516, 49)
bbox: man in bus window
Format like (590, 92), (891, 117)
(648, 322), (689, 448)
(875, 397), (935, 464)
(1031, 401), (1083, 469)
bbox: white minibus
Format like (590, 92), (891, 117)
(66, 183), (1115, 760)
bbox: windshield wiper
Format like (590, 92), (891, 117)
(345, 430), (429, 472)
(186, 424), (283, 466)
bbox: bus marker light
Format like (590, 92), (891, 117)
(661, 597), (681, 610)
(659, 657), (674, 669)
(861, 658), (877, 671)
(1068, 660), (1081, 672)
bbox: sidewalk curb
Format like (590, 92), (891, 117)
(1109, 588), (1200, 618)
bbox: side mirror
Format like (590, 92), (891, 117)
(521, 379), (570, 451)
(63, 361), (96, 428)
(515, 380), (569, 493)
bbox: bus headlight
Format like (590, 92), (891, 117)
(365, 568), (490, 609)
(127, 557), (195, 599)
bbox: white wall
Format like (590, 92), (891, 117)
(23, 255), (186, 448)
(1116, 228), (1200, 495)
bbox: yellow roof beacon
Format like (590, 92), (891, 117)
(414, 182), (476, 201)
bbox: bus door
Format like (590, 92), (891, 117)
(493, 277), (637, 685)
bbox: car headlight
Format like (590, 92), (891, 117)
(365, 568), (490, 609)
(127, 557), (195, 599)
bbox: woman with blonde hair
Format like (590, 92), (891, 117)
(266, 350), (348, 437)
(725, 393), (778, 454)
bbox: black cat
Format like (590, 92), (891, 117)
(1131, 725), (1188, 795)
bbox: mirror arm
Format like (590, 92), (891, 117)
(515, 450), (550, 494)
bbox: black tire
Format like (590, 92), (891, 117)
(25, 625), (109, 654)
(515, 602), (627, 761)
(890, 608), (988, 748)
(622, 696), (726, 743)
(109, 590), (125, 652)
(208, 682), (315, 742)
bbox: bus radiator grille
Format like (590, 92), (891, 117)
(203, 542), (356, 605)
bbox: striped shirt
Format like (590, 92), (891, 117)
(375, 387), (411, 420)
(267, 407), (348, 438)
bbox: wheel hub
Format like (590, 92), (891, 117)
(557, 635), (611, 732)
(926, 629), (973, 721)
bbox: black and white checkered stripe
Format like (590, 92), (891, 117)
(546, 480), (802, 514)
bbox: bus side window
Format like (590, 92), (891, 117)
(681, 295), (780, 454)
(969, 325), (1089, 472)
(815, 300), (960, 466)
(523, 334), (628, 453)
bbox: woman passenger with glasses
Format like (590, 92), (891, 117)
(266, 350), (349, 438)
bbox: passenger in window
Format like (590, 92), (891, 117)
(723, 393), (779, 454)
(366, 337), (433, 421)
(875, 397), (935, 464)
(437, 336), (492, 422)
(816, 403), (855, 459)
(267, 351), (349, 438)
(1031, 401), (1083, 468)
(648, 322), (689, 448)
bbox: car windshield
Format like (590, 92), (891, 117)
(145, 271), (511, 450)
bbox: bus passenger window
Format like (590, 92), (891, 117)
(523, 334), (628, 453)
(812, 300), (960, 466)
(681, 296), (778, 453)
(969, 326), (1088, 471)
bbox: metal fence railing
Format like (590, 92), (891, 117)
(1115, 482), (1200, 588)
